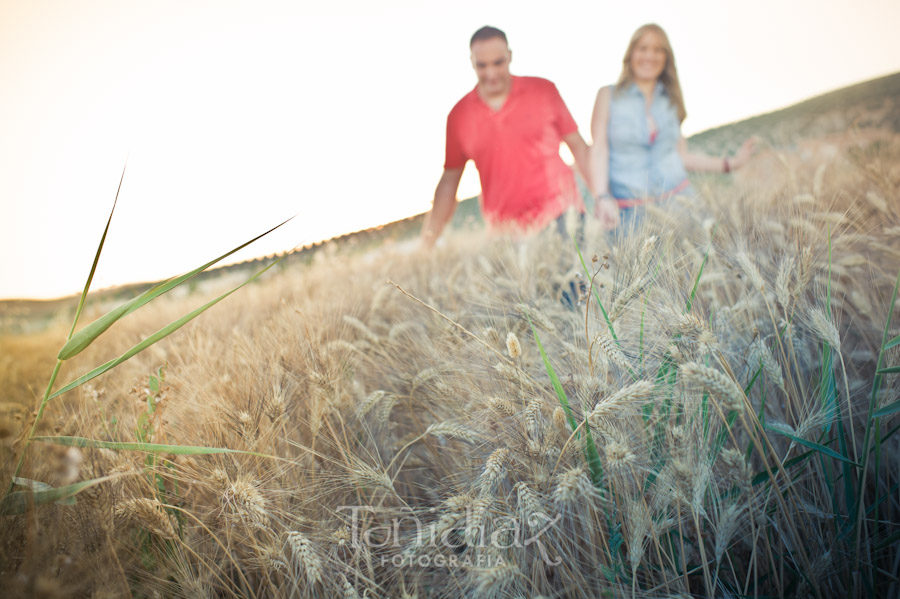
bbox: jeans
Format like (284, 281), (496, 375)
(609, 186), (692, 238)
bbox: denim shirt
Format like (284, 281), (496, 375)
(607, 82), (688, 200)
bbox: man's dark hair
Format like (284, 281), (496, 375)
(470, 26), (507, 48)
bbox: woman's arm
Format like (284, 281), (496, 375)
(589, 86), (611, 196)
(590, 86), (618, 229)
(679, 136), (758, 173)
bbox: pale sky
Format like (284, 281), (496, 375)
(2, 0), (899, 299)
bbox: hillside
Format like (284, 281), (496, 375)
(688, 71), (900, 152)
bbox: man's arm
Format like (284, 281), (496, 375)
(421, 167), (464, 250)
(563, 131), (593, 196)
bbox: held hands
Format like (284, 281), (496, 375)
(593, 194), (619, 231)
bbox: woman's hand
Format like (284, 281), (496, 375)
(594, 195), (619, 230)
(731, 136), (759, 170)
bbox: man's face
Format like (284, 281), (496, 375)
(470, 37), (512, 98)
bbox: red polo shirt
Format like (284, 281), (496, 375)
(444, 76), (583, 230)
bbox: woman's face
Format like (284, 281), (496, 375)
(630, 31), (667, 83)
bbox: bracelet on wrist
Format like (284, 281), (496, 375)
(723, 158), (731, 174)
(596, 192), (613, 202)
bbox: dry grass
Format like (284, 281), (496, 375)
(1, 130), (899, 598)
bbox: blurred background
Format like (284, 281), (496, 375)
(2, 0), (899, 299)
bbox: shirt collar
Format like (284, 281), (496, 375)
(628, 81), (666, 97)
(472, 75), (518, 110)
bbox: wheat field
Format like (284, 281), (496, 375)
(1, 131), (899, 598)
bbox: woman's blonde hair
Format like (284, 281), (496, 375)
(616, 24), (687, 123)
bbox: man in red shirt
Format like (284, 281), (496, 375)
(420, 26), (593, 248)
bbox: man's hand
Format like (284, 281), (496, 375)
(594, 195), (619, 231)
(420, 228), (439, 252)
(420, 167), (464, 250)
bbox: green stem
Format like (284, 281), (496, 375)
(854, 264), (900, 571)
(6, 171), (125, 498)
(7, 360), (64, 496)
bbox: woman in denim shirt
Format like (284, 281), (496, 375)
(590, 24), (756, 230)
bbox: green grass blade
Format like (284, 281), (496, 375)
(821, 346), (839, 433)
(33, 436), (271, 457)
(764, 423), (860, 466)
(13, 478), (75, 505)
(58, 216), (293, 360)
(1, 474), (121, 515)
(582, 436), (604, 488)
(820, 453), (841, 529)
(884, 334), (900, 351)
(685, 242), (711, 313)
(66, 167), (126, 341)
(873, 400), (900, 419)
(529, 318), (605, 486)
(752, 449), (814, 486)
(745, 363), (764, 395)
(13, 477), (53, 492)
(50, 255), (286, 400)
(530, 318), (576, 429)
(852, 264), (900, 571)
(836, 419), (856, 526)
(876, 366), (900, 374)
(880, 421), (900, 444)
